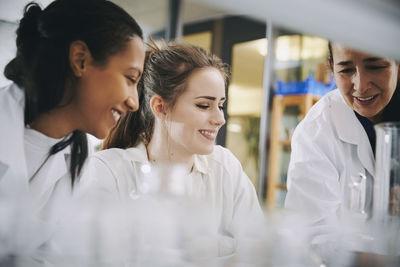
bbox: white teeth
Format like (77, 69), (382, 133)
(111, 109), (121, 122)
(199, 130), (216, 138)
(356, 96), (375, 101)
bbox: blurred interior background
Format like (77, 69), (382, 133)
(0, 0), (399, 209)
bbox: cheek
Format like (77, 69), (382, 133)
(384, 74), (399, 92)
(174, 118), (198, 139)
(334, 74), (347, 86)
(338, 87), (351, 99)
(180, 119), (198, 136)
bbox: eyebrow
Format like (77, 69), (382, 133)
(363, 57), (385, 63)
(336, 57), (385, 66)
(195, 96), (226, 101)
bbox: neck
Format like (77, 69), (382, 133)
(369, 111), (383, 124)
(29, 106), (78, 139)
(146, 124), (194, 172)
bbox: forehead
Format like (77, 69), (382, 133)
(331, 43), (375, 61)
(106, 35), (145, 71)
(183, 67), (225, 96)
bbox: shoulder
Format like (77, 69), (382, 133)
(208, 145), (241, 167)
(0, 83), (24, 105)
(90, 144), (147, 169)
(0, 83), (25, 151)
(302, 89), (344, 122)
(84, 148), (136, 187)
(200, 145), (243, 179)
(294, 89), (346, 137)
(91, 148), (131, 170)
(93, 148), (129, 163)
(204, 147), (259, 206)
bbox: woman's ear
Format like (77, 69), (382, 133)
(397, 63), (400, 79)
(69, 40), (91, 77)
(328, 57), (334, 72)
(150, 95), (168, 120)
(328, 57), (337, 84)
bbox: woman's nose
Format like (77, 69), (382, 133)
(211, 109), (226, 126)
(125, 89), (139, 111)
(352, 70), (371, 94)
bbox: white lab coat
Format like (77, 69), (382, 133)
(285, 89), (374, 244)
(0, 83), (77, 256)
(0, 83), (29, 196)
(0, 83), (74, 213)
(83, 142), (265, 256)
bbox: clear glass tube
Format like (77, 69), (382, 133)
(374, 122), (400, 218)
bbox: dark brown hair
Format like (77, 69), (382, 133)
(102, 40), (230, 149)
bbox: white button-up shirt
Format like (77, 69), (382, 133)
(82, 142), (264, 256)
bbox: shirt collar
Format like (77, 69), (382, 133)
(331, 90), (375, 176)
(192, 154), (209, 175)
(124, 142), (149, 163)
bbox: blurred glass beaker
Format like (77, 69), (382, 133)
(374, 122), (400, 218)
(127, 162), (220, 265)
(345, 172), (368, 214)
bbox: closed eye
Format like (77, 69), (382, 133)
(338, 68), (355, 74)
(126, 76), (137, 84)
(196, 104), (209, 110)
(219, 105), (225, 111)
(366, 65), (388, 70)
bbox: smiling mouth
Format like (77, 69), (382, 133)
(354, 95), (377, 102)
(111, 108), (122, 123)
(199, 130), (217, 140)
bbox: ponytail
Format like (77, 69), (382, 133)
(4, 2), (42, 87)
(4, 0), (144, 186)
(49, 131), (88, 184)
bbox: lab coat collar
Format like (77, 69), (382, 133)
(125, 142), (209, 175)
(331, 91), (375, 176)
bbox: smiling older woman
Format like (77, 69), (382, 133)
(285, 42), (400, 249)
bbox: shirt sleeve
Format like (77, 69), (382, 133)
(224, 149), (265, 234)
(285, 117), (342, 244)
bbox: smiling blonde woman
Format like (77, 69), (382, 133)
(83, 41), (264, 256)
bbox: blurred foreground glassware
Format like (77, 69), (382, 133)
(49, 163), (219, 267)
(0, 195), (47, 267)
(225, 210), (320, 267)
(127, 162), (220, 266)
(345, 173), (368, 214)
(323, 122), (400, 266)
(374, 122), (400, 218)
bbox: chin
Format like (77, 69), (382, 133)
(91, 127), (110, 140)
(196, 145), (214, 155)
(357, 109), (378, 119)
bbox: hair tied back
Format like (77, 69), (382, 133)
(17, 2), (43, 54)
